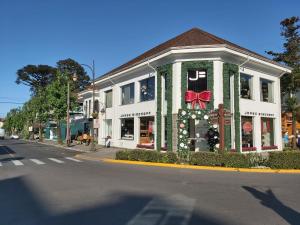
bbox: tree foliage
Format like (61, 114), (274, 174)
(16, 65), (56, 93)
(56, 58), (90, 92)
(267, 16), (300, 149)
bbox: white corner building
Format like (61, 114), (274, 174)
(78, 28), (291, 153)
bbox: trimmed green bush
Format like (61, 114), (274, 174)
(190, 152), (220, 166)
(116, 149), (300, 170)
(220, 153), (251, 168)
(190, 152), (251, 168)
(115, 150), (178, 163)
(115, 150), (130, 160)
(161, 152), (178, 163)
(268, 151), (300, 169)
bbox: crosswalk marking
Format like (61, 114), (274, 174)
(30, 159), (45, 165)
(65, 157), (82, 162)
(0, 157), (83, 167)
(48, 158), (64, 163)
(12, 160), (24, 166)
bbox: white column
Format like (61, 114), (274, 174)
(172, 62), (181, 113)
(275, 77), (282, 150)
(213, 61), (223, 109)
(253, 115), (262, 152)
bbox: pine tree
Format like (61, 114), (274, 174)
(267, 16), (300, 149)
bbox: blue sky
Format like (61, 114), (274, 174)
(0, 0), (299, 117)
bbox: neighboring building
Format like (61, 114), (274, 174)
(78, 28), (291, 153)
(0, 118), (4, 129)
(281, 112), (300, 136)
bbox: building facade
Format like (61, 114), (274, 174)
(78, 28), (291, 153)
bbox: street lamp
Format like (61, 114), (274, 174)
(81, 60), (96, 151)
(66, 73), (78, 146)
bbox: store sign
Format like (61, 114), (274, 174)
(243, 122), (252, 132)
(120, 111), (151, 118)
(187, 69), (207, 92)
(244, 111), (275, 117)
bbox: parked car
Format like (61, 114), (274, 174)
(10, 134), (19, 139)
(0, 128), (5, 139)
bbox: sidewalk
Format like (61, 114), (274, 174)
(26, 139), (121, 159)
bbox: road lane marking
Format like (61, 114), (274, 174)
(0, 162), (2, 166)
(126, 194), (195, 225)
(12, 160), (24, 166)
(65, 157), (82, 162)
(48, 158), (64, 163)
(30, 159), (45, 165)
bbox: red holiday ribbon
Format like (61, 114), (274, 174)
(185, 90), (212, 109)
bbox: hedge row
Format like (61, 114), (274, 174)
(115, 150), (300, 169)
(115, 150), (178, 163)
(268, 151), (300, 169)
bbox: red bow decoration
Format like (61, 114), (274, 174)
(185, 90), (212, 109)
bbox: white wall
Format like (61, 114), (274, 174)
(239, 67), (282, 151)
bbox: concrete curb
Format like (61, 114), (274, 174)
(75, 154), (300, 174)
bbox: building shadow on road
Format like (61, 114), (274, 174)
(0, 145), (15, 155)
(243, 186), (300, 225)
(0, 176), (230, 225)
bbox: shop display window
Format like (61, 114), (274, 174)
(241, 116), (253, 147)
(261, 117), (274, 146)
(139, 117), (155, 145)
(121, 118), (134, 140)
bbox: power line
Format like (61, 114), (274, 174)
(0, 101), (24, 105)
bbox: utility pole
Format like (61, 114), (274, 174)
(91, 60), (95, 151)
(81, 61), (96, 151)
(66, 74), (77, 147)
(66, 80), (70, 146)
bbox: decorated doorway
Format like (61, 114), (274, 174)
(177, 61), (219, 155)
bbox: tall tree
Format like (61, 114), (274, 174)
(16, 65), (56, 93)
(267, 16), (300, 149)
(46, 71), (77, 144)
(56, 58), (90, 91)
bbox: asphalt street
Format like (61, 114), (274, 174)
(0, 139), (300, 225)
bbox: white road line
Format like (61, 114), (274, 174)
(12, 160), (24, 166)
(30, 159), (45, 165)
(48, 158), (64, 164)
(126, 194), (195, 225)
(65, 157), (82, 162)
(0, 162), (2, 166)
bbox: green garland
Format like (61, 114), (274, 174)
(232, 64), (241, 152)
(177, 61), (215, 156)
(177, 109), (215, 155)
(156, 64), (173, 151)
(223, 63), (233, 150)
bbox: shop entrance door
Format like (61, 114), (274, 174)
(189, 119), (209, 151)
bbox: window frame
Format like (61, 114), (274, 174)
(121, 83), (135, 105)
(105, 90), (113, 108)
(121, 118), (134, 140)
(241, 116), (254, 148)
(260, 78), (274, 103)
(240, 73), (253, 100)
(140, 77), (155, 102)
(261, 117), (275, 147)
